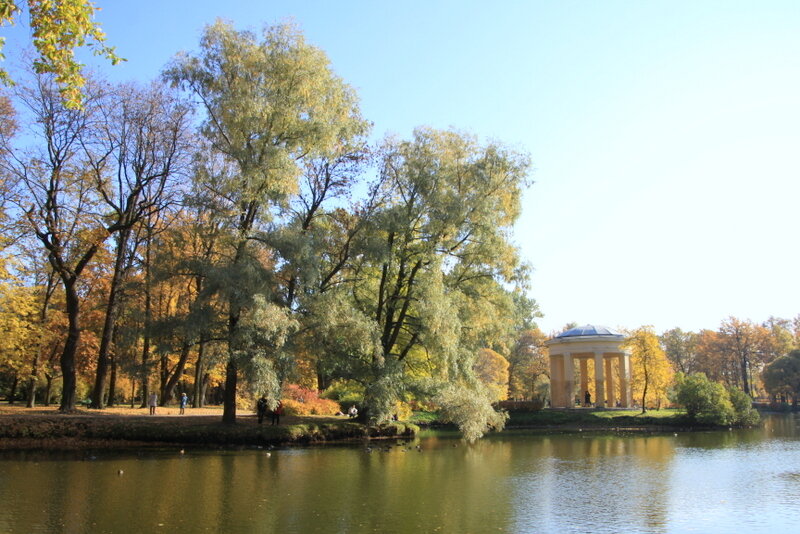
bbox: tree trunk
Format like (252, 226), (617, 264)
(91, 230), (130, 409)
(25, 349), (41, 408)
(200, 372), (210, 408)
(740, 356), (750, 396)
(316, 362), (330, 391)
(641, 366), (649, 414)
(160, 350), (169, 403)
(193, 341), (205, 408)
(107, 356), (118, 407)
(59, 280), (81, 412)
(44, 374), (53, 406)
(163, 341), (192, 405)
(222, 303), (241, 423)
(139, 333), (151, 409)
(8, 372), (18, 404)
(139, 235), (153, 409)
(222, 359), (238, 424)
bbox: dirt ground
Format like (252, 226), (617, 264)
(0, 402), (344, 426)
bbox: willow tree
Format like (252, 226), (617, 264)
(165, 20), (368, 423)
(310, 128), (532, 439)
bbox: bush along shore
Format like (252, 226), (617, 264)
(0, 411), (419, 451)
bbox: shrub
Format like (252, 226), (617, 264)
(281, 384), (341, 416)
(394, 401), (413, 421)
(727, 386), (760, 425)
(497, 399), (544, 412)
(673, 373), (734, 426)
(322, 380), (364, 408)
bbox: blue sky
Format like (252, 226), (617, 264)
(3, 1), (799, 335)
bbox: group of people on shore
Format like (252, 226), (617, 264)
(147, 392), (189, 415)
(257, 397), (284, 425)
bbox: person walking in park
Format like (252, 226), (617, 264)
(584, 390), (592, 407)
(271, 400), (284, 425)
(179, 393), (189, 415)
(257, 396), (268, 424)
(148, 392), (158, 415)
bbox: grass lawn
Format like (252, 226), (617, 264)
(506, 408), (693, 428)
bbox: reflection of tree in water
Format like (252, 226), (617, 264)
(3, 419), (795, 533)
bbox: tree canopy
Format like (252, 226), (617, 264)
(0, 0), (122, 108)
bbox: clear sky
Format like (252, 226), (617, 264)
(3, 1), (799, 335)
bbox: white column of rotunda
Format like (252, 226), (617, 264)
(545, 325), (632, 409)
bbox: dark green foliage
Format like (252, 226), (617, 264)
(762, 350), (800, 406)
(673, 373), (735, 426)
(727, 386), (760, 425)
(498, 399), (545, 412)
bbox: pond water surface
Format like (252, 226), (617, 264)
(1, 414), (799, 533)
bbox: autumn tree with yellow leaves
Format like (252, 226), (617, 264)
(473, 348), (510, 402)
(0, 0), (122, 108)
(624, 326), (674, 413)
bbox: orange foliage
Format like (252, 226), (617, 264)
(281, 384), (341, 416)
(473, 348), (510, 402)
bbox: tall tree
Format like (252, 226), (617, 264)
(2, 73), (105, 410)
(311, 128), (531, 435)
(717, 317), (769, 396)
(165, 20), (368, 423)
(660, 328), (699, 374)
(762, 350), (800, 407)
(506, 327), (549, 400)
(624, 326), (674, 413)
(473, 348), (510, 402)
(87, 81), (192, 408)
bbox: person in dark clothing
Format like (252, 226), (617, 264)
(257, 396), (268, 424)
(584, 390), (592, 407)
(271, 400), (284, 425)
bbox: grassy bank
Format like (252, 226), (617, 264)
(0, 405), (418, 450)
(505, 408), (699, 429)
(412, 407), (748, 432)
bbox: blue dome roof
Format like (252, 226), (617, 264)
(555, 325), (622, 338)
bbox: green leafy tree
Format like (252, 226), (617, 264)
(673, 372), (735, 426)
(726, 385), (760, 425)
(165, 20), (368, 423)
(660, 327), (699, 374)
(435, 382), (508, 443)
(762, 350), (800, 407)
(311, 128), (531, 439)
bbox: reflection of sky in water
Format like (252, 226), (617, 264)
(506, 436), (674, 533)
(0, 415), (799, 533)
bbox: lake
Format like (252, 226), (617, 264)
(1, 414), (799, 533)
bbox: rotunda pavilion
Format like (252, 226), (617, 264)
(546, 325), (632, 409)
